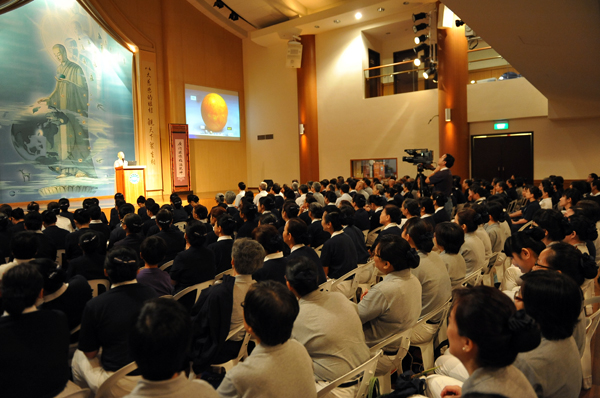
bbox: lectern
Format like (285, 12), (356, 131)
(115, 166), (146, 202)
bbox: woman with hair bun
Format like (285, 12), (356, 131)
(428, 286), (540, 398)
(403, 218), (452, 347)
(532, 209), (572, 246)
(358, 234), (421, 373)
(455, 208), (486, 274)
(170, 223), (216, 294)
(155, 209), (186, 265)
(0, 263), (71, 397)
(485, 202), (509, 254)
(501, 227), (546, 294)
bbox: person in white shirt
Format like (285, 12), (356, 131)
(113, 151), (128, 168)
(253, 181), (268, 207)
(296, 184), (309, 207)
(539, 180), (554, 209)
(234, 182), (246, 208)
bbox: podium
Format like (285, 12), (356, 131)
(115, 166), (146, 202)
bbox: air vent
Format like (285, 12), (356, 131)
(257, 135), (274, 140)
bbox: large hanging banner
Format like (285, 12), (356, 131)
(0, 0), (135, 202)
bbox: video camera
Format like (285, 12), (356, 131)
(402, 149), (435, 172)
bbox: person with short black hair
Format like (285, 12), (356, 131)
(142, 202), (160, 236)
(425, 154), (455, 216)
(170, 223), (215, 294)
(234, 182), (247, 208)
(72, 247), (158, 393)
(501, 227), (546, 295)
(217, 281), (317, 398)
(237, 201), (259, 239)
(307, 202), (330, 248)
(320, 209), (358, 281)
(207, 214), (236, 274)
(127, 298), (218, 397)
(0, 263), (72, 397)
(286, 257), (370, 396)
(0, 231), (38, 279)
(88, 204), (111, 240)
(66, 209), (107, 262)
(42, 208), (70, 252)
(170, 194), (188, 223)
(252, 224), (288, 285)
(108, 202), (136, 249)
(435, 222), (467, 287)
(58, 197), (75, 228)
(114, 213), (144, 254)
(137, 236), (172, 296)
(23, 211), (57, 261)
(432, 192), (451, 225)
(371, 204), (403, 251)
(190, 238), (264, 373)
(485, 202), (509, 254)
(510, 185), (542, 228)
(283, 218), (327, 285)
(11, 207), (25, 233)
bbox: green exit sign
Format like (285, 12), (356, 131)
(494, 121), (509, 130)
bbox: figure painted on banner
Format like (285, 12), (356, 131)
(38, 44), (97, 179)
(114, 151), (127, 168)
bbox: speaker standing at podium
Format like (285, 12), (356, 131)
(114, 151), (128, 168)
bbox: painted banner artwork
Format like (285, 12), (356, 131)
(0, 0), (135, 202)
(169, 124), (190, 191)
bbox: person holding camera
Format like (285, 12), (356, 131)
(426, 154), (455, 216)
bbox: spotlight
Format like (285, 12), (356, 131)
(413, 22), (429, 33)
(355, 12), (362, 20)
(423, 66), (436, 79)
(456, 20), (465, 27)
(413, 43), (428, 54)
(214, 0), (225, 8)
(229, 12), (239, 21)
(413, 55), (428, 66)
(433, 71), (438, 83)
(412, 12), (427, 22)
(414, 34), (428, 44)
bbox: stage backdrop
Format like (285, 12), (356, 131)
(0, 0), (135, 203)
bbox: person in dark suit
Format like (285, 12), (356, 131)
(170, 223), (216, 293)
(418, 197), (437, 230)
(400, 199), (421, 234)
(11, 207), (26, 234)
(184, 194), (199, 220)
(271, 184), (285, 210)
(113, 213), (144, 255)
(58, 197), (76, 228)
(589, 179), (600, 206)
(171, 194), (189, 223)
(136, 196), (150, 222)
(339, 204), (370, 264)
(277, 201), (300, 236)
(109, 193), (125, 230)
(352, 194), (370, 231)
(368, 195), (384, 232)
(320, 209), (357, 279)
(24, 212), (56, 261)
(42, 210), (69, 250)
(88, 205), (111, 241)
(108, 203), (135, 249)
(142, 203), (160, 237)
(67, 232), (107, 281)
(432, 192), (451, 225)
(371, 204), (403, 252)
(155, 209), (186, 266)
(283, 218), (326, 285)
(65, 209), (107, 262)
(252, 224), (288, 285)
(208, 214), (235, 274)
(0, 212), (12, 261)
(236, 201), (259, 239)
(307, 203), (330, 248)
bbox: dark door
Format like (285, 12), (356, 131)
(471, 133), (533, 183)
(367, 49), (381, 98)
(393, 50), (416, 94)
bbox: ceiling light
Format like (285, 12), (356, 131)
(414, 34), (428, 44)
(413, 23), (429, 33)
(432, 71), (438, 83)
(414, 55), (428, 66)
(413, 43), (428, 54)
(414, 58), (421, 66)
(229, 12), (239, 21)
(333, 19), (340, 23)
(412, 12), (427, 22)
(355, 12), (362, 20)
(213, 0), (225, 8)
(377, 7), (385, 12)
(471, 80), (475, 84)
(423, 66), (436, 79)
(314, 25), (320, 28)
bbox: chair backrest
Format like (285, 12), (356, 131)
(317, 350), (383, 398)
(159, 260), (174, 272)
(417, 297), (452, 325)
(215, 268), (234, 281)
(584, 296), (600, 338)
(318, 279), (334, 292)
(369, 328), (412, 363)
(331, 266), (362, 302)
(88, 279), (110, 297)
(366, 226), (383, 247)
(174, 221), (187, 233)
(60, 388), (91, 398)
(486, 251), (500, 272)
(173, 280), (215, 311)
(95, 361), (138, 398)
(518, 220), (534, 232)
(56, 249), (66, 267)
(314, 244), (324, 258)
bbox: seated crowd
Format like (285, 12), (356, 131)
(0, 169), (599, 398)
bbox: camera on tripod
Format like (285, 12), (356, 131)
(402, 149), (435, 172)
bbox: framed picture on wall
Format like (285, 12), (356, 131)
(169, 124), (191, 192)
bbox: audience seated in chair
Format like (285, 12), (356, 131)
(0, 231), (38, 279)
(170, 222), (215, 294)
(113, 213), (144, 254)
(72, 247), (158, 393)
(137, 236), (173, 296)
(455, 209), (487, 274)
(68, 232), (108, 281)
(207, 214), (236, 275)
(126, 298), (218, 398)
(217, 281), (317, 398)
(252, 224), (288, 285)
(286, 256), (370, 397)
(435, 222), (467, 288)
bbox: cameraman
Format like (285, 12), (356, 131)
(425, 153), (455, 216)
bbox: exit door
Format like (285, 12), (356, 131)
(471, 132), (533, 183)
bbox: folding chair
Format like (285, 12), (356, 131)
(59, 388), (91, 398)
(313, 244), (324, 258)
(174, 280), (215, 312)
(56, 249), (66, 267)
(318, 279), (334, 292)
(366, 226), (383, 248)
(582, 296), (600, 389)
(412, 297), (453, 371)
(317, 350), (382, 398)
(331, 267), (362, 302)
(215, 268), (234, 282)
(159, 260), (174, 272)
(95, 361), (139, 398)
(174, 221), (187, 233)
(88, 279), (110, 297)
(369, 329), (412, 394)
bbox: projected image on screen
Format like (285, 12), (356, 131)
(185, 85), (241, 141)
